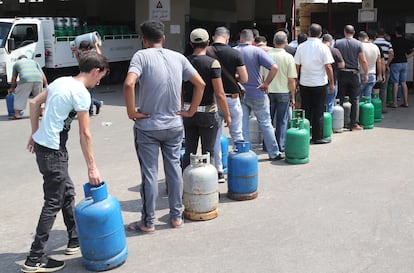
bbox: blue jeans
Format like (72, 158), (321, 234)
(88, 87), (102, 115)
(360, 73), (376, 97)
(30, 143), (77, 257)
(390, 62), (408, 84)
(214, 97), (244, 173)
(325, 81), (338, 114)
(268, 93), (290, 152)
(134, 126), (184, 228)
(242, 96), (280, 158)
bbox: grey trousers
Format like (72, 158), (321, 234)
(133, 126), (184, 228)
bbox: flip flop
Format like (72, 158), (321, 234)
(9, 116), (23, 120)
(126, 221), (155, 234)
(400, 104), (408, 108)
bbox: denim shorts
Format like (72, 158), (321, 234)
(389, 62), (408, 84)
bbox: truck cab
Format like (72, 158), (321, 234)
(0, 18), (45, 89)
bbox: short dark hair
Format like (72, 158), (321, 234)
(395, 26), (404, 35)
(376, 28), (386, 36)
(358, 31), (368, 40)
(254, 36), (267, 44)
(79, 40), (91, 50)
(79, 51), (109, 73)
(298, 33), (308, 44)
(309, 23), (322, 38)
(140, 20), (164, 43)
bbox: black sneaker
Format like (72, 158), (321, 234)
(21, 255), (65, 272)
(218, 172), (226, 183)
(65, 238), (80, 255)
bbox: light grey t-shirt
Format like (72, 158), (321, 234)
(128, 48), (197, 131)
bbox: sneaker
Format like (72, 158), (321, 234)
(64, 238), (80, 255)
(269, 153), (285, 161)
(218, 172), (226, 183)
(21, 255), (65, 272)
(311, 138), (331, 145)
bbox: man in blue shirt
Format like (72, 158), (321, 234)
(235, 29), (283, 160)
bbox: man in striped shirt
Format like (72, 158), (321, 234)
(374, 28), (393, 111)
(8, 55), (47, 119)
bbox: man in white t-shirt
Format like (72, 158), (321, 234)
(22, 52), (109, 273)
(358, 31), (382, 98)
(294, 23), (334, 144)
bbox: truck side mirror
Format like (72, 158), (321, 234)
(8, 38), (16, 51)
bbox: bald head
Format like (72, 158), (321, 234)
(344, 25), (355, 37)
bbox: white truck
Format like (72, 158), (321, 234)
(0, 17), (140, 90)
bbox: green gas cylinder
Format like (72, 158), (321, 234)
(323, 105), (332, 140)
(371, 93), (382, 122)
(291, 109), (310, 135)
(285, 119), (310, 164)
(386, 82), (393, 105)
(359, 97), (375, 129)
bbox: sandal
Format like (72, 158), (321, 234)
(400, 104), (408, 108)
(9, 115), (23, 120)
(126, 221), (155, 234)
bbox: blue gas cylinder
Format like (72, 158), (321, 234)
(227, 141), (258, 201)
(220, 135), (229, 174)
(6, 93), (14, 117)
(75, 182), (128, 271)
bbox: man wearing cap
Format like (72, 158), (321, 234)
(181, 28), (231, 170)
(206, 26), (248, 183)
(124, 20), (205, 232)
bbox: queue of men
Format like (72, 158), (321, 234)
(20, 19), (413, 273)
(182, 22), (414, 176)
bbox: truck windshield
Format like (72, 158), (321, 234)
(0, 22), (12, 48)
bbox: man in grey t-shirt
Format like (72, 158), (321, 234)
(123, 20), (205, 233)
(334, 25), (368, 131)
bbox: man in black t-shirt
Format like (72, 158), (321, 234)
(182, 28), (231, 170)
(388, 26), (414, 108)
(207, 26), (248, 183)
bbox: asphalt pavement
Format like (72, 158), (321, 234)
(1, 84), (414, 273)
